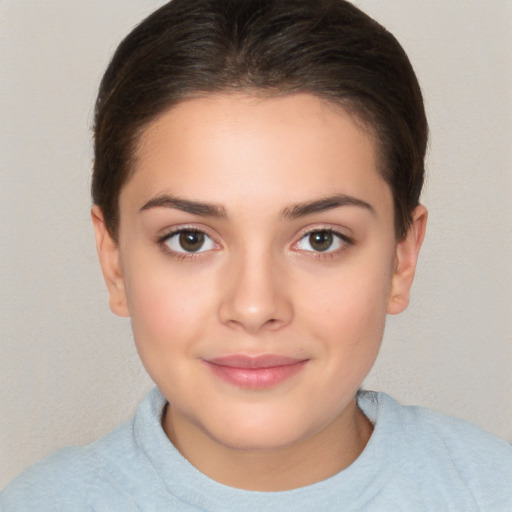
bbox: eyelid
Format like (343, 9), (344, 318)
(293, 223), (353, 242)
(156, 222), (218, 241)
(291, 225), (353, 256)
(156, 224), (221, 258)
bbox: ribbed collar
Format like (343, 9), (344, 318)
(133, 388), (400, 511)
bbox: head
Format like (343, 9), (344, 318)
(92, 0), (427, 243)
(91, 0), (428, 489)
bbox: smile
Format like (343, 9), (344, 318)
(203, 355), (309, 390)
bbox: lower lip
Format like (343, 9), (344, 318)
(204, 361), (308, 390)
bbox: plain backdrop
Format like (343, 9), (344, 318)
(1, 0), (511, 488)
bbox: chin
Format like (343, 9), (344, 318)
(212, 425), (308, 452)
(199, 405), (322, 452)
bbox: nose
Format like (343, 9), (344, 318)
(217, 249), (293, 334)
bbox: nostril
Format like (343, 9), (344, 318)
(261, 318), (283, 331)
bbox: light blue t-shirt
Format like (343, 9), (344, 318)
(1, 388), (511, 511)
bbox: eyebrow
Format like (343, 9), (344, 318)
(139, 193), (374, 219)
(281, 194), (375, 219)
(139, 194), (227, 218)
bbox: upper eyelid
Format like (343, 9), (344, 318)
(156, 224), (217, 242)
(293, 224), (353, 242)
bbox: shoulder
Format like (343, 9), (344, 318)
(1, 446), (97, 511)
(387, 393), (512, 468)
(0, 422), (139, 512)
(0, 389), (167, 512)
(360, 391), (512, 509)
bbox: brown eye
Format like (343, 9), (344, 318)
(308, 231), (334, 252)
(162, 229), (216, 254)
(179, 231), (205, 252)
(295, 229), (349, 254)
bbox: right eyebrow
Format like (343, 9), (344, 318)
(139, 194), (227, 218)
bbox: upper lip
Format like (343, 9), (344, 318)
(204, 354), (308, 369)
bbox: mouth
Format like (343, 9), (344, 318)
(202, 354), (309, 390)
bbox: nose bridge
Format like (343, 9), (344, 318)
(218, 242), (292, 333)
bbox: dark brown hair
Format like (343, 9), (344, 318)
(92, 0), (427, 240)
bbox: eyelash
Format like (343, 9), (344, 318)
(293, 228), (353, 260)
(157, 227), (218, 261)
(156, 226), (353, 261)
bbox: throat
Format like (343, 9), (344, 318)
(162, 400), (373, 491)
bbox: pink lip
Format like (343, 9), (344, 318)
(203, 355), (308, 390)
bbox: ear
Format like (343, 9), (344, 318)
(387, 205), (428, 315)
(91, 205), (130, 317)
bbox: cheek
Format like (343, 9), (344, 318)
(305, 260), (391, 320)
(298, 255), (393, 357)
(124, 258), (215, 356)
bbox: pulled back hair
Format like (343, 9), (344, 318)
(92, 0), (427, 241)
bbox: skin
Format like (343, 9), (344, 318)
(92, 93), (427, 491)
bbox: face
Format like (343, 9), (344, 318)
(93, 93), (425, 460)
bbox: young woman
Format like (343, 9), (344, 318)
(2, 0), (511, 510)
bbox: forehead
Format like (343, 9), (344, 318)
(124, 93), (391, 215)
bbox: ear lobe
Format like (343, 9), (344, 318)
(387, 205), (428, 315)
(91, 206), (130, 317)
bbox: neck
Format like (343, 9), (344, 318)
(163, 400), (373, 491)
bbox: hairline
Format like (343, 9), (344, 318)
(120, 87), (390, 213)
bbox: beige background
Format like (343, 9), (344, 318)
(1, 0), (511, 488)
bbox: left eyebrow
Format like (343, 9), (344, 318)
(281, 194), (375, 219)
